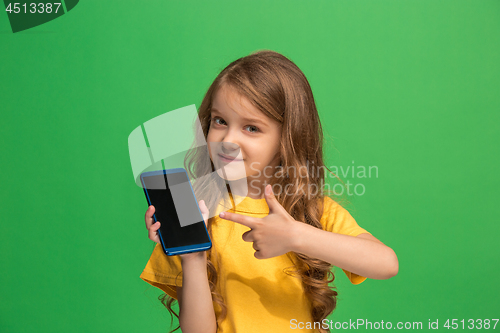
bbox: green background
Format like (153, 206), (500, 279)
(1, 0), (499, 332)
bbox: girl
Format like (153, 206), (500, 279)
(140, 50), (398, 333)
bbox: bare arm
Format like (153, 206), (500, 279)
(175, 253), (216, 333)
(145, 203), (216, 333)
(217, 187), (398, 279)
(293, 224), (399, 280)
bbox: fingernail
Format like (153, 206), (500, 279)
(266, 185), (271, 195)
(219, 212), (225, 218)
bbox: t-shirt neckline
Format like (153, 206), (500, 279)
(230, 193), (269, 214)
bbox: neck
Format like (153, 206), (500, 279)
(227, 177), (267, 200)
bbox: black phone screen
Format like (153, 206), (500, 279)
(142, 171), (210, 250)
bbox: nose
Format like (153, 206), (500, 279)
(221, 141), (239, 155)
(221, 128), (241, 154)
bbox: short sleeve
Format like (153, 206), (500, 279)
(139, 243), (183, 299)
(321, 197), (372, 285)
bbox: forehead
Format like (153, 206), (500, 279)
(212, 85), (268, 124)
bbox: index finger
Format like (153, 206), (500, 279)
(145, 205), (155, 229)
(219, 211), (258, 229)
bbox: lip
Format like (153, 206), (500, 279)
(218, 153), (243, 162)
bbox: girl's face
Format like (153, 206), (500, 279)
(207, 84), (282, 197)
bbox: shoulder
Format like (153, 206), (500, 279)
(320, 196), (344, 219)
(320, 196), (370, 236)
(322, 195), (338, 209)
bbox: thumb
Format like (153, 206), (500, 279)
(199, 200), (209, 226)
(264, 184), (279, 213)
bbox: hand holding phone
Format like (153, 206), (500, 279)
(145, 200), (209, 260)
(141, 168), (212, 256)
(145, 199), (209, 243)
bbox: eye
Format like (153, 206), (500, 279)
(245, 125), (259, 133)
(211, 117), (226, 126)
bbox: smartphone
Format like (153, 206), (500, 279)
(140, 168), (211, 256)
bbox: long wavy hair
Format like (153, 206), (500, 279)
(159, 50), (350, 333)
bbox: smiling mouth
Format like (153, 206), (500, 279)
(218, 153), (243, 162)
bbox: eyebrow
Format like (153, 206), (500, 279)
(211, 107), (268, 127)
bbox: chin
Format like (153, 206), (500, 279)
(216, 166), (247, 181)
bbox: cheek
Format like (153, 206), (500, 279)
(206, 130), (217, 148)
(206, 129), (223, 146)
(205, 133), (215, 161)
(242, 142), (259, 159)
(242, 143), (268, 169)
(206, 129), (213, 142)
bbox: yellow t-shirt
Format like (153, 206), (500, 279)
(140, 195), (371, 332)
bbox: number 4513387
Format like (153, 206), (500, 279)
(444, 319), (498, 330)
(5, 3), (62, 14)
